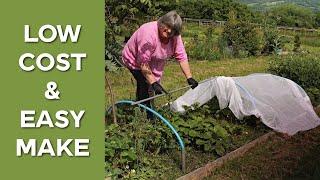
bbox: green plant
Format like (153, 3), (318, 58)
(105, 0), (169, 71)
(221, 18), (264, 57)
(186, 28), (221, 61)
(268, 3), (317, 28)
(218, 36), (233, 59)
(262, 26), (285, 55)
(105, 60), (120, 72)
(105, 97), (267, 178)
(177, 0), (254, 21)
(316, 12), (320, 27)
(158, 98), (256, 155)
(105, 40), (123, 66)
(293, 34), (301, 52)
(105, 105), (178, 178)
(306, 88), (320, 107)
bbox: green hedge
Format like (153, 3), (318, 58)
(268, 55), (320, 106)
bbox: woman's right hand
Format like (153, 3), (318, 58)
(151, 82), (168, 95)
(140, 63), (157, 85)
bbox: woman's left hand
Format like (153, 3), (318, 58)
(187, 78), (198, 89)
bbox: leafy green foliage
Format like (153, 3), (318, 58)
(306, 88), (320, 107)
(186, 28), (221, 61)
(158, 98), (262, 155)
(262, 26), (285, 55)
(240, 0), (320, 12)
(268, 55), (320, 106)
(268, 4), (317, 28)
(241, 1), (320, 28)
(316, 12), (320, 27)
(218, 36), (233, 59)
(105, 97), (266, 178)
(176, 0), (254, 21)
(106, 0), (173, 38)
(105, 60), (119, 72)
(268, 55), (320, 88)
(293, 34), (301, 52)
(220, 12), (286, 57)
(105, 106), (175, 178)
(105, 0), (169, 70)
(221, 17), (264, 57)
(105, 41), (123, 70)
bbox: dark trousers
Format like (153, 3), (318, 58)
(130, 70), (154, 119)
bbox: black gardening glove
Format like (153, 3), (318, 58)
(187, 78), (198, 89)
(151, 82), (168, 95)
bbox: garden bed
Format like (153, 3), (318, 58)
(105, 98), (270, 179)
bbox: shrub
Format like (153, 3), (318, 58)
(221, 20), (264, 57)
(105, 60), (119, 72)
(268, 55), (320, 106)
(263, 27), (285, 55)
(105, 42), (123, 71)
(186, 28), (221, 61)
(306, 88), (320, 107)
(105, 15), (124, 70)
(293, 34), (301, 52)
(105, 107), (175, 178)
(218, 36), (233, 59)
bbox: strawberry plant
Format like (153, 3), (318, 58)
(159, 99), (248, 156)
(105, 98), (267, 178)
(105, 106), (176, 178)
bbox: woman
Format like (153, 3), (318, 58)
(122, 11), (198, 118)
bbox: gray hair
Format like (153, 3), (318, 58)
(157, 11), (182, 36)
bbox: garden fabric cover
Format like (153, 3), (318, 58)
(170, 73), (320, 135)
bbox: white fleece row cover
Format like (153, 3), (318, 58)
(171, 73), (320, 135)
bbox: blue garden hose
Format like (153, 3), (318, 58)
(106, 100), (186, 172)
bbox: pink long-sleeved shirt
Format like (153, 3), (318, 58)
(122, 21), (188, 81)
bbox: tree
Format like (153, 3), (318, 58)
(222, 12), (264, 57)
(268, 4), (316, 28)
(105, 0), (169, 68)
(176, 0), (254, 21)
